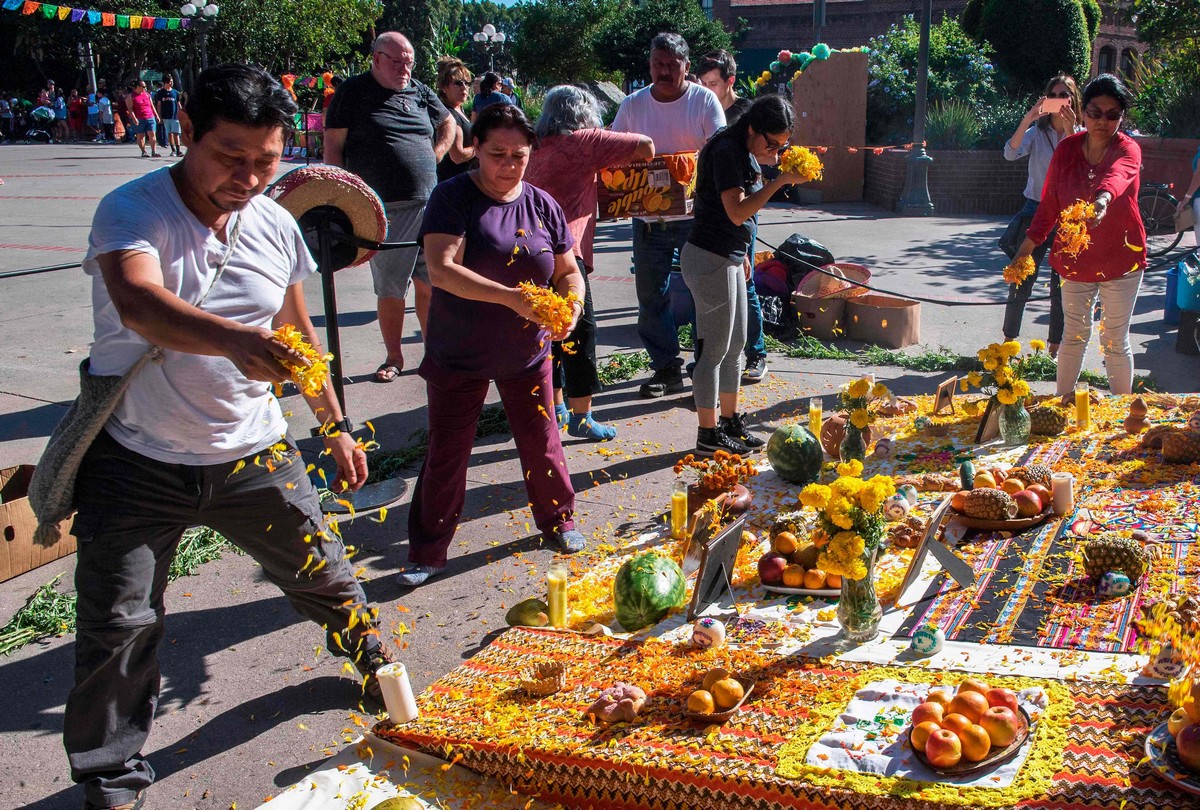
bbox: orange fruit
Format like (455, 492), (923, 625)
(803, 568), (828, 589)
(958, 677), (991, 696)
(687, 690), (715, 714)
(910, 720), (941, 752)
(782, 564), (805, 588)
(925, 688), (954, 711)
(948, 692), (989, 724)
(941, 713), (973, 736)
(702, 668), (731, 692)
(774, 531), (800, 555)
(711, 678), (745, 710)
(950, 490), (969, 512)
(959, 723), (993, 762)
(825, 572), (842, 588)
(1001, 478), (1025, 495)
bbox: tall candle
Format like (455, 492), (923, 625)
(1074, 382), (1091, 431)
(809, 398), (823, 436)
(1051, 472), (1075, 516)
(547, 560), (569, 628)
(670, 477), (689, 540)
(377, 662), (419, 724)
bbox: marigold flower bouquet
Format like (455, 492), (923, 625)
(674, 450), (759, 515)
(836, 377), (891, 461)
(778, 146), (824, 183)
(517, 281), (579, 335)
(798, 459), (895, 641)
(963, 340), (1045, 444)
(272, 324), (332, 397)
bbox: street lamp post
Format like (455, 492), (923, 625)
(472, 24), (506, 73)
(180, 2), (219, 71)
(897, 0), (934, 216)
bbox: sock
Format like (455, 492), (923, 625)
(568, 411), (617, 441)
(554, 402), (569, 430)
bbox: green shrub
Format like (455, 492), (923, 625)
(1079, 0), (1101, 41)
(521, 87), (546, 126)
(975, 0), (1093, 95)
(1129, 48), (1200, 137)
(975, 93), (1037, 149)
(866, 15), (999, 145)
(925, 100), (982, 149)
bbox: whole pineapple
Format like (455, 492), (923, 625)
(771, 510), (806, 541)
(1082, 533), (1149, 582)
(962, 489), (1017, 520)
(1009, 464), (1053, 488)
(1029, 406), (1068, 436)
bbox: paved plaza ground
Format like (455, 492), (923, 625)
(0, 142), (1195, 808)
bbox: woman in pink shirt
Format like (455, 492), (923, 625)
(1014, 74), (1144, 395)
(126, 80), (160, 157)
(525, 86), (652, 441)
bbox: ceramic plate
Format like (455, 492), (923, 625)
(762, 584), (840, 598)
(1145, 721), (1200, 796)
(910, 706), (1032, 776)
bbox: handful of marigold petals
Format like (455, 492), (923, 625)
(272, 324), (333, 397)
(778, 146), (824, 183)
(1057, 200), (1096, 259)
(1003, 255), (1036, 285)
(517, 281), (580, 335)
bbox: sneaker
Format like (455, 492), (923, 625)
(639, 365), (685, 398)
(552, 527), (586, 554)
(395, 563), (446, 587)
(83, 794), (146, 810)
(743, 355), (768, 382)
(720, 412), (766, 450)
(697, 425), (750, 456)
(354, 645), (393, 703)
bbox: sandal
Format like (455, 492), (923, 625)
(373, 363), (402, 383)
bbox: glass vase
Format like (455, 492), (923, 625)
(998, 398), (1031, 445)
(837, 548), (881, 643)
(839, 424), (868, 463)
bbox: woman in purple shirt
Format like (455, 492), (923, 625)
(397, 104), (588, 586)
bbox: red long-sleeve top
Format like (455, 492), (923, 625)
(1026, 131), (1145, 283)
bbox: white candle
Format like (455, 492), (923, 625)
(377, 662), (419, 724)
(1051, 472), (1075, 516)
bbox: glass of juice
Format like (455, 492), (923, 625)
(809, 398), (823, 436)
(670, 477), (689, 540)
(547, 560), (569, 628)
(1074, 382), (1090, 431)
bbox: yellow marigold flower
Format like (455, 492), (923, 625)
(847, 378), (871, 399)
(967, 371), (982, 386)
(1058, 201), (1095, 259)
(983, 359), (998, 371)
(994, 366), (1011, 385)
(1013, 379), (1031, 397)
(849, 409), (871, 430)
(960, 379), (969, 392)
(1003, 255), (1036, 285)
(777, 146), (825, 183)
(517, 281), (580, 334)
(1030, 339), (1047, 352)
(1002, 340), (1021, 356)
(799, 484), (831, 510)
(871, 382), (890, 399)
(272, 324), (332, 397)
(860, 490), (883, 513)
(836, 459), (864, 478)
(996, 388), (1018, 405)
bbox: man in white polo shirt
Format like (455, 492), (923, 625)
(612, 32), (724, 398)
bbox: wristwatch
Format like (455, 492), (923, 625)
(326, 417), (353, 436)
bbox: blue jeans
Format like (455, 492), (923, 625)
(1002, 198), (1063, 344)
(744, 219), (765, 360)
(632, 219), (691, 370)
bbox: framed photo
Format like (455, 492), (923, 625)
(974, 397), (1000, 443)
(687, 514), (747, 621)
(933, 376), (957, 415)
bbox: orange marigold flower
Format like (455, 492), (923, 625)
(517, 281), (580, 334)
(272, 324), (332, 397)
(1057, 201), (1096, 259)
(1003, 255), (1036, 285)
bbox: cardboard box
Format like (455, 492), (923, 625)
(0, 465), (77, 582)
(792, 293), (846, 341)
(596, 153), (695, 221)
(846, 294), (921, 349)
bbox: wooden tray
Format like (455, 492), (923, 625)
(684, 678), (755, 723)
(910, 706), (1032, 776)
(947, 506), (1054, 532)
(762, 583), (839, 598)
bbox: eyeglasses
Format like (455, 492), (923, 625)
(451, 79), (470, 89)
(1084, 107), (1122, 122)
(376, 51), (415, 70)
(763, 133), (789, 151)
(1048, 91), (1071, 99)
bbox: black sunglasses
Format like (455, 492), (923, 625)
(451, 79), (470, 88)
(1084, 107), (1122, 122)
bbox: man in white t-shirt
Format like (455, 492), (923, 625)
(612, 32), (724, 398)
(64, 64), (388, 810)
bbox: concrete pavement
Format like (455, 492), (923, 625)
(0, 142), (1196, 808)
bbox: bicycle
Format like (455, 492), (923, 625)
(1139, 182), (1184, 258)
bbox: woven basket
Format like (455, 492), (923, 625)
(520, 662), (566, 697)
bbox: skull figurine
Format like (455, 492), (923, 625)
(909, 624), (945, 656)
(873, 436), (896, 459)
(883, 493), (911, 521)
(897, 484), (919, 506)
(691, 617), (726, 649)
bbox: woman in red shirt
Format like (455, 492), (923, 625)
(1015, 74), (1144, 395)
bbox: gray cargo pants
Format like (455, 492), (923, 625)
(64, 430), (379, 808)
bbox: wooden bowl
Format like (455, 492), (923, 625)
(948, 506), (1054, 532)
(684, 678), (755, 723)
(910, 706), (1032, 776)
(520, 662), (566, 697)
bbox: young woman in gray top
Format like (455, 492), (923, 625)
(1000, 73), (1081, 358)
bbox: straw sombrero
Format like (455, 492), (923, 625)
(795, 262), (871, 299)
(268, 165), (387, 271)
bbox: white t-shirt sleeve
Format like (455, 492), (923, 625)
(612, 98), (632, 133)
(698, 88), (726, 140)
(83, 187), (166, 274)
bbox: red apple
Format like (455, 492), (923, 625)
(911, 701), (944, 727)
(758, 552), (788, 586)
(1026, 484), (1051, 509)
(985, 687), (1020, 715)
(1013, 491), (1042, 518)
(924, 728), (963, 768)
(1175, 723), (1200, 773)
(980, 706), (1020, 747)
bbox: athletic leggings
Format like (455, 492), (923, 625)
(680, 242), (747, 410)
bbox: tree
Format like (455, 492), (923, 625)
(594, 0), (733, 85)
(509, 0), (620, 85)
(1126, 0), (1200, 49)
(971, 0), (1093, 94)
(205, 0), (381, 73)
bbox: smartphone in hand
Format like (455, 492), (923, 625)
(1041, 97), (1069, 115)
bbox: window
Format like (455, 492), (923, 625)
(698, 0), (713, 19)
(1098, 45), (1116, 75)
(1120, 48), (1138, 82)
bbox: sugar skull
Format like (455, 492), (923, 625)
(873, 436), (896, 459)
(884, 493), (911, 521)
(897, 484), (919, 506)
(913, 416), (932, 432)
(691, 617), (726, 649)
(909, 624), (944, 656)
(1098, 571), (1132, 598)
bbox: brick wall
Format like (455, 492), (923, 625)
(864, 149), (1027, 215)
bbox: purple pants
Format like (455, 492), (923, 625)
(407, 357), (575, 567)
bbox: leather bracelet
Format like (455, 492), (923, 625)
(324, 417), (353, 436)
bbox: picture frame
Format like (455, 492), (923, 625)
(974, 396), (1000, 443)
(687, 514), (747, 621)
(933, 376), (957, 415)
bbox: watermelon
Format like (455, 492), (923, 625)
(613, 552), (686, 632)
(767, 424), (823, 485)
